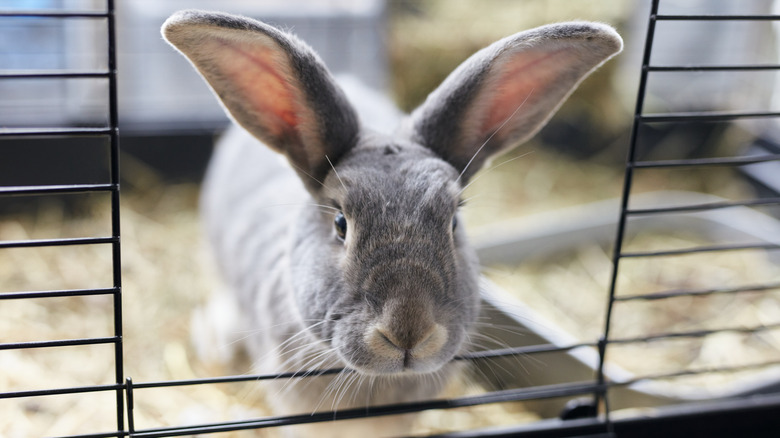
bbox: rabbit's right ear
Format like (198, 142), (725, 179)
(162, 10), (359, 192)
(406, 22), (623, 182)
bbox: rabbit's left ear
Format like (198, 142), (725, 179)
(407, 22), (622, 181)
(162, 10), (359, 192)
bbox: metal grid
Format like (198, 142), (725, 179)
(595, 0), (780, 434)
(3, 0), (780, 437)
(0, 1), (124, 437)
(602, 0), (780, 385)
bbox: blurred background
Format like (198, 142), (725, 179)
(2, 0), (780, 437)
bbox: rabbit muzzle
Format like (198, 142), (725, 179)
(366, 298), (449, 371)
(333, 252), (466, 375)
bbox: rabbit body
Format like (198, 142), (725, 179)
(163, 10), (622, 437)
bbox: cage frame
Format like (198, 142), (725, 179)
(2, 0), (780, 437)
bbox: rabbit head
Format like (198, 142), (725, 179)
(162, 11), (622, 377)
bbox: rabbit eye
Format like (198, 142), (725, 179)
(451, 215), (458, 232)
(334, 211), (347, 241)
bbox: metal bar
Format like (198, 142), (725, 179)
(632, 154), (780, 168)
(614, 281), (780, 302)
(608, 322), (780, 346)
(0, 184), (115, 196)
(0, 11), (108, 18)
(129, 368), (346, 389)
(458, 342), (598, 362)
(127, 342), (595, 391)
(648, 64), (780, 72)
(621, 242), (780, 258)
(106, 0), (125, 434)
(0, 71), (110, 79)
(609, 360), (780, 388)
(0, 287), (118, 300)
(639, 111), (780, 123)
(0, 236), (116, 249)
(126, 378), (135, 436)
(41, 432), (128, 438)
(0, 336), (119, 351)
(128, 382), (602, 437)
(597, 0), (660, 422)
(0, 127), (112, 137)
(0, 383), (123, 400)
(656, 14), (780, 21)
(626, 197), (780, 215)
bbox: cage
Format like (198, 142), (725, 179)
(2, 0), (780, 437)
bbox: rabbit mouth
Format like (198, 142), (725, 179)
(333, 321), (459, 376)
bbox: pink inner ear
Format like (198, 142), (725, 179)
(216, 39), (300, 137)
(480, 48), (569, 138)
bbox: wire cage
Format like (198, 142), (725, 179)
(2, 0), (780, 437)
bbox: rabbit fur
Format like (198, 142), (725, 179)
(162, 10), (622, 437)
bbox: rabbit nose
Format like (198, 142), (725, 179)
(366, 299), (449, 366)
(375, 324), (448, 356)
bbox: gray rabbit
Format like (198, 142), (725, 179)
(162, 10), (621, 437)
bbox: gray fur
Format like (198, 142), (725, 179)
(162, 10), (622, 436)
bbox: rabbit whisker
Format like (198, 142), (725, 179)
(461, 330), (533, 376)
(274, 345), (341, 400)
(456, 88), (534, 184)
(275, 339), (337, 376)
(288, 160), (326, 188)
(365, 375), (377, 409)
(243, 321), (331, 374)
(333, 371), (360, 413)
(326, 154), (347, 191)
(458, 150), (535, 197)
(313, 366), (354, 414)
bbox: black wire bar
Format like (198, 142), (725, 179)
(598, 0), (659, 419)
(656, 14), (780, 21)
(614, 281), (780, 302)
(0, 383), (123, 401)
(608, 322), (780, 346)
(0, 287), (118, 300)
(0, 11), (107, 18)
(0, 236), (117, 249)
(0, 336), (119, 351)
(640, 110), (780, 123)
(117, 341), (598, 393)
(626, 197), (780, 215)
(125, 380), (604, 438)
(106, 0), (125, 433)
(0, 71), (110, 79)
(621, 242), (780, 258)
(0, 183), (116, 196)
(632, 154), (780, 169)
(649, 64), (780, 72)
(609, 360), (780, 390)
(0, 127), (113, 137)
(599, 0), (780, 427)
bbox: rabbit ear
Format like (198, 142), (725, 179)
(407, 22), (623, 181)
(162, 10), (359, 192)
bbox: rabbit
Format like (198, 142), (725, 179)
(162, 10), (622, 437)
